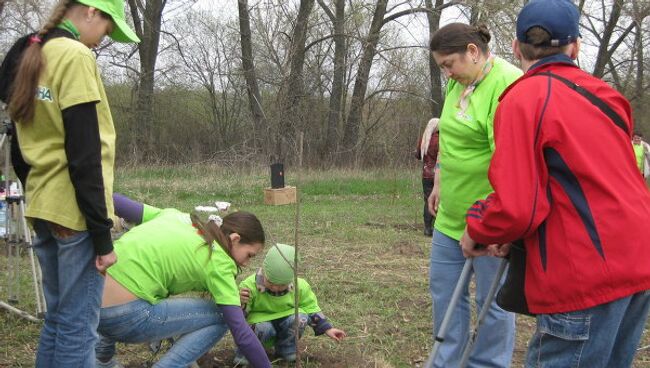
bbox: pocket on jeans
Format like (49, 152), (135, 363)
(537, 311), (590, 341)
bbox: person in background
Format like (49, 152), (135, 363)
(632, 131), (650, 179)
(0, 1), (139, 366)
(95, 194), (272, 368)
(427, 22), (521, 367)
(235, 243), (346, 365)
(415, 118), (439, 236)
(461, 0), (650, 367)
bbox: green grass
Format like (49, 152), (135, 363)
(0, 165), (648, 367)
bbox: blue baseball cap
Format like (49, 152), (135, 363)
(516, 0), (580, 47)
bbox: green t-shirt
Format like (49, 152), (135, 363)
(434, 57), (522, 240)
(107, 206), (240, 306)
(15, 37), (115, 230)
(239, 272), (322, 324)
(633, 143), (645, 173)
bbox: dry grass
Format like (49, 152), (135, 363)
(0, 166), (648, 367)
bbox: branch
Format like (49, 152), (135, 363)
(381, 0), (461, 26)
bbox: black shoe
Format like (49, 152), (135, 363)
(424, 228), (433, 236)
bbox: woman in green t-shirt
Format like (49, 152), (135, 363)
(426, 23), (522, 367)
(95, 194), (272, 368)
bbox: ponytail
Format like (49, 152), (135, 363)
(8, 0), (73, 123)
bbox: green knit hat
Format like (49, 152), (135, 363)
(263, 243), (296, 285)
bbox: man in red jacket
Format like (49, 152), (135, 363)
(460, 0), (650, 366)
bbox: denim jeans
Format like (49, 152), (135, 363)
(237, 314), (307, 360)
(96, 298), (228, 368)
(32, 220), (104, 368)
(429, 229), (515, 368)
(526, 290), (650, 368)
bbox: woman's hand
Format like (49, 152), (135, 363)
(325, 328), (347, 342)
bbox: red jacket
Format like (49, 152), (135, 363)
(466, 58), (650, 314)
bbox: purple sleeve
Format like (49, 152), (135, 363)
(219, 305), (271, 368)
(112, 193), (144, 224)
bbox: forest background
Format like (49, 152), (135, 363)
(1, 0), (649, 168)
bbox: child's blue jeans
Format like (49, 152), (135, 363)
(95, 298), (228, 367)
(237, 313), (308, 360)
(33, 220), (104, 368)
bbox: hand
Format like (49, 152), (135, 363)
(487, 243), (512, 258)
(96, 251), (117, 274)
(325, 328), (346, 342)
(427, 185), (440, 216)
(240, 288), (251, 305)
(460, 229), (488, 258)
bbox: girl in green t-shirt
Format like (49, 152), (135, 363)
(1, 1), (139, 366)
(234, 243), (346, 365)
(95, 194), (272, 368)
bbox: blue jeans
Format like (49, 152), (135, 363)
(429, 229), (515, 368)
(32, 220), (104, 368)
(237, 314), (307, 359)
(96, 298), (228, 368)
(526, 290), (650, 367)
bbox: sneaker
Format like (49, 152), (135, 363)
(95, 357), (124, 368)
(233, 354), (249, 366)
(423, 228), (433, 236)
(281, 353), (296, 362)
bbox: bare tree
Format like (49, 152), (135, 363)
(317, 0), (346, 157)
(238, 0), (267, 147)
(127, 0), (166, 159)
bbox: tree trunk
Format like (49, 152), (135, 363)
(238, 0), (267, 148)
(592, 0), (623, 78)
(426, 0), (444, 117)
(341, 0), (388, 154)
(277, 0), (315, 163)
(318, 0), (346, 158)
(128, 0), (165, 161)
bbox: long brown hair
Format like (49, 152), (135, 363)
(191, 211), (265, 261)
(8, 0), (74, 122)
(429, 23), (491, 55)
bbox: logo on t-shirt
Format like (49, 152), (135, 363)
(36, 86), (53, 102)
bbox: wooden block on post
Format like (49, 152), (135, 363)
(264, 186), (297, 205)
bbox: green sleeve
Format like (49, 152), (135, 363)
(205, 252), (241, 306)
(239, 273), (258, 313)
(298, 280), (322, 315)
(141, 204), (163, 223)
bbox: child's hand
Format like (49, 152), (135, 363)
(325, 328), (346, 342)
(240, 288), (251, 305)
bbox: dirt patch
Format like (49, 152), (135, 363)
(393, 240), (425, 257)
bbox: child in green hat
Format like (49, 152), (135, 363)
(235, 243), (346, 365)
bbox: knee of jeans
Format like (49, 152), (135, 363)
(253, 322), (276, 341)
(284, 314), (308, 329)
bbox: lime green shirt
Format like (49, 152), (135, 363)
(239, 272), (322, 324)
(434, 57), (522, 240)
(107, 206), (240, 305)
(633, 143), (645, 173)
(15, 37), (115, 230)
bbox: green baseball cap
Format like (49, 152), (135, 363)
(263, 243), (296, 285)
(77, 0), (140, 43)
